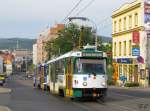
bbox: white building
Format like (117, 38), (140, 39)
(33, 44), (38, 65)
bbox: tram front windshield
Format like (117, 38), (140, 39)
(75, 59), (106, 75)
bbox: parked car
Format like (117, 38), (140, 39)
(0, 74), (6, 86)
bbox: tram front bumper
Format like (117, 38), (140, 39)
(73, 88), (107, 98)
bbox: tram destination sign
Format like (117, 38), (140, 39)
(82, 52), (103, 57)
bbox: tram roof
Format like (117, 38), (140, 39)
(47, 51), (82, 64)
(47, 50), (107, 64)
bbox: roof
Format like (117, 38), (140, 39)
(47, 51), (82, 64)
(47, 50), (107, 64)
(112, 0), (141, 17)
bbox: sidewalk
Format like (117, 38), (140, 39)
(109, 85), (150, 92)
(0, 87), (11, 93)
(0, 106), (11, 111)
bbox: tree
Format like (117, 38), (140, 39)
(45, 23), (95, 60)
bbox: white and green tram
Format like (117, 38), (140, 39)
(47, 45), (107, 99)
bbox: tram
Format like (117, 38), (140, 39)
(47, 45), (108, 99)
(34, 64), (48, 90)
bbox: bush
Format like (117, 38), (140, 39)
(107, 80), (115, 86)
(124, 82), (139, 87)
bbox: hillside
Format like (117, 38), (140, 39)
(0, 38), (36, 50)
(98, 36), (112, 43)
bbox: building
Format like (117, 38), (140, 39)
(13, 49), (32, 71)
(112, 0), (150, 87)
(36, 24), (64, 64)
(33, 44), (37, 65)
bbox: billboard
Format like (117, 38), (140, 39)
(144, 0), (150, 30)
(132, 47), (140, 56)
(132, 31), (140, 43)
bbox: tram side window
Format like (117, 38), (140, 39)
(50, 63), (56, 82)
(56, 60), (64, 75)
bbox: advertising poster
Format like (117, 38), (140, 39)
(144, 0), (150, 30)
(132, 31), (140, 43)
(132, 45), (140, 56)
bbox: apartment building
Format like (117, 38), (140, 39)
(112, 0), (150, 87)
(36, 24), (64, 64)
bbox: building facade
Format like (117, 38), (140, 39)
(112, 0), (150, 87)
(36, 24), (64, 64)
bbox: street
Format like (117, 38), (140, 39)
(0, 73), (150, 111)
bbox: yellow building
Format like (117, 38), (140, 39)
(112, 0), (150, 87)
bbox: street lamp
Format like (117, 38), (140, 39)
(68, 17), (98, 50)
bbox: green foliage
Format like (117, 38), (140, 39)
(45, 23), (95, 60)
(27, 64), (34, 73)
(124, 82), (139, 87)
(107, 80), (115, 85)
(100, 43), (112, 52)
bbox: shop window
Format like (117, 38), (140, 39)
(124, 65), (127, 78)
(140, 69), (145, 80)
(119, 64), (122, 77)
(129, 65), (133, 82)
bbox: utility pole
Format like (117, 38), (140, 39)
(79, 26), (84, 50)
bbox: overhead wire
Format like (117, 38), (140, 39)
(75, 0), (95, 16)
(61, 0), (83, 23)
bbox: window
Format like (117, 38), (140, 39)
(124, 41), (126, 56)
(129, 40), (132, 56)
(114, 42), (116, 56)
(123, 17), (126, 30)
(140, 69), (145, 80)
(114, 21), (117, 32)
(134, 13), (138, 26)
(119, 19), (122, 31)
(119, 42), (122, 56)
(129, 65), (133, 82)
(129, 15), (132, 28)
(75, 59), (106, 74)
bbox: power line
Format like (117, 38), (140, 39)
(62, 0), (83, 23)
(75, 0), (95, 16)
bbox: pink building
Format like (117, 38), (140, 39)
(36, 24), (64, 64)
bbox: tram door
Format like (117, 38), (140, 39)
(41, 66), (45, 89)
(66, 58), (73, 97)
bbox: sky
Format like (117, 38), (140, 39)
(0, 0), (134, 39)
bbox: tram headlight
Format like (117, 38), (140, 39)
(101, 82), (107, 87)
(83, 82), (87, 86)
